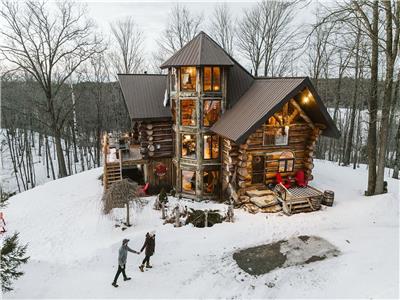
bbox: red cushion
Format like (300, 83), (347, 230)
(295, 170), (307, 187)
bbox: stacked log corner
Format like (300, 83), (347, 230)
(138, 119), (173, 159)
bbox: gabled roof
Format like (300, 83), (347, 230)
(160, 31), (234, 68)
(211, 77), (340, 144)
(118, 74), (171, 120)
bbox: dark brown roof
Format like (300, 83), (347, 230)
(211, 77), (340, 144)
(160, 31), (234, 68)
(118, 74), (171, 120)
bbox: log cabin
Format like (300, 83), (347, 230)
(103, 31), (340, 214)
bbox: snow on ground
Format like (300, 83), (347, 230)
(2, 160), (399, 298)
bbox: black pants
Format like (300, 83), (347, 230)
(113, 264), (128, 283)
(142, 255), (151, 266)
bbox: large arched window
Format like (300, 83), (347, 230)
(278, 151), (295, 173)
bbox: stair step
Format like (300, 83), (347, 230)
(290, 204), (311, 209)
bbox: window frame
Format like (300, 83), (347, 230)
(203, 66), (221, 92)
(181, 133), (197, 159)
(180, 67), (197, 92)
(180, 99), (197, 127)
(278, 151), (295, 173)
(203, 100), (221, 127)
(181, 169), (196, 194)
(263, 126), (290, 146)
(203, 134), (219, 160)
(203, 169), (220, 195)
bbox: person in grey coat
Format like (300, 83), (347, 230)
(112, 238), (139, 288)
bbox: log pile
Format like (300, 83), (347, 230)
(138, 119), (173, 159)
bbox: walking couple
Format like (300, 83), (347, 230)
(112, 231), (156, 288)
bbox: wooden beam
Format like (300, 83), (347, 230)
(273, 113), (283, 125)
(289, 99), (315, 129)
(287, 109), (299, 124)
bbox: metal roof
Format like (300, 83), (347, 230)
(160, 31), (234, 68)
(211, 77), (340, 144)
(118, 74), (171, 120)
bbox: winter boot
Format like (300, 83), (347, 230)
(112, 282), (118, 288)
(146, 263), (152, 268)
(139, 264), (144, 272)
(124, 277), (131, 281)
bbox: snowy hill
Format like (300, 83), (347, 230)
(2, 160), (399, 298)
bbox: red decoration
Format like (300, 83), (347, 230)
(155, 163), (167, 177)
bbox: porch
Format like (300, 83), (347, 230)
(102, 133), (148, 190)
(241, 184), (324, 215)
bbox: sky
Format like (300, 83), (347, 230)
(0, 0), (319, 75)
(86, 1), (263, 70)
(84, 0), (316, 72)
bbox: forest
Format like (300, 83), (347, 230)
(0, 0), (399, 196)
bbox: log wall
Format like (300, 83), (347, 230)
(231, 122), (321, 198)
(137, 118), (174, 159)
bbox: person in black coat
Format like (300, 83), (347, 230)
(139, 231), (155, 271)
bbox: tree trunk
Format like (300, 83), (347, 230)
(375, 0), (396, 194)
(366, 0), (379, 196)
(54, 129), (68, 178)
(392, 120), (400, 179)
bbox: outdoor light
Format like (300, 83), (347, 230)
(303, 95), (309, 103)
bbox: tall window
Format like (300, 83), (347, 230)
(204, 170), (220, 194)
(182, 134), (196, 159)
(203, 100), (221, 127)
(181, 99), (196, 126)
(182, 170), (196, 193)
(180, 67), (196, 91)
(263, 126), (289, 146)
(170, 68), (177, 92)
(204, 135), (219, 159)
(278, 151), (295, 173)
(203, 66), (221, 92)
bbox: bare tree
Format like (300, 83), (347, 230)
(0, 0), (103, 178)
(237, 5), (266, 76)
(156, 4), (203, 62)
(259, 0), (299, 77)
(375, 0), (399, 193)
(109, 17), (145, 74)
(209, 3), (235, 56)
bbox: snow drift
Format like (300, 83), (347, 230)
(2, 160), (399, 298)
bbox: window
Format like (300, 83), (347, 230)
(180, 67), (196, 91)
(204, 170), (220, 194)
(182, 134), (196, 159)
(263, 126), (289, 146)
(170, 68), (177, 92)
(203, 66), (221, 92)
(204, 134), (219, 159)
(252, 155), (265, 184)
(182, 170), (196, 193)
(278, 151), (295, 173)
(180, 99), (196, 126)
(203, 100), (221, 127)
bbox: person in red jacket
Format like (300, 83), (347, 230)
(139, 231), (155, 272)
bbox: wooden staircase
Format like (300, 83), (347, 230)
(104, 162), (122, 189)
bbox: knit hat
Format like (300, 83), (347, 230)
(122, 238), (129, 244)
